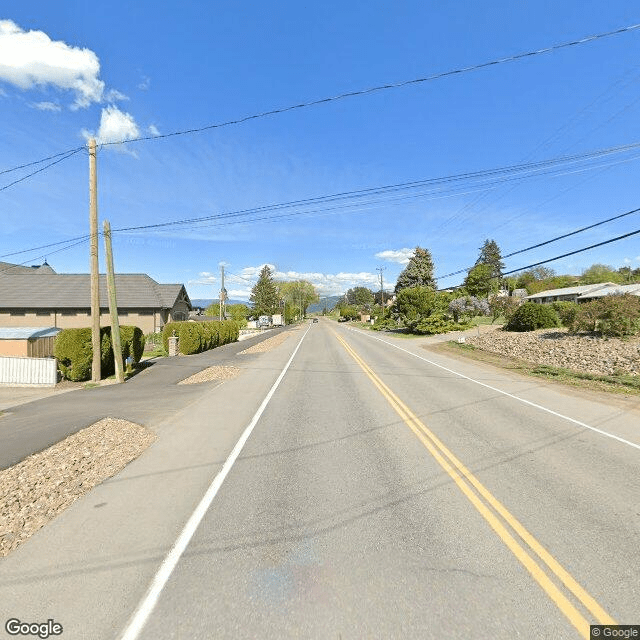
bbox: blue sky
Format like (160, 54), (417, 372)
(2, 1), (640, 301)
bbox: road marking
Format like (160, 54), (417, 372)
(334, 331), (616, 640)
(118, 325), (311, 640)
(350, 328), (640, 452)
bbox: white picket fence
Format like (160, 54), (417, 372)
(0, 356), (58, 386)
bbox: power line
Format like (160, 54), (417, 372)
(0, 148), (84, 193)
(502, 227), (640, 276)
(0, 146), (86, 176)
(0, 234), (91, 259)
(108, 140), (640, 235)
(0, 237), (89, 275)
(2, 22), (638, 185)
(91, 22), (639, 147)
(436, 205), (640, 280)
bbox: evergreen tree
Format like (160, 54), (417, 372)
(250, 265), (280, 316)
(394, 247), (436, 293)
(475, 239), (504, 280)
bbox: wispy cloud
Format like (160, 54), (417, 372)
(105, 88), (129, 102)
(375, 248), (414, 265)
(0, 19), (104, 109)
(138, 75), (150, 90)
(30, 100), (61, 112)
(148, 124), (160, 136)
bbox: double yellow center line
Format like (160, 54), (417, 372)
(334, 331), (615, 639)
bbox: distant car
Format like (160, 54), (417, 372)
(337, 317), (348, 322)
(312, 318), (319, 323)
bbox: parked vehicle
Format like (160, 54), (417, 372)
(272, 314), (284, 327)
(257, 315), (271, 328)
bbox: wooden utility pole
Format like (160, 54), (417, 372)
(89, 138), (101, 382)
(377, 266), (386, 317)
(103, 220), (124, 384)
(219, 264), (226, 321)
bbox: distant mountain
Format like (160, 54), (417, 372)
(190, 298), (251, 309)
(307, 296), (342, 314)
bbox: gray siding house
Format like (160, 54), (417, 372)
(0, 270), (191, 334)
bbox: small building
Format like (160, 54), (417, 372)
(526, 283), (616, 304)
(577, 283), (640, 301)
(0, 327), (61, 357)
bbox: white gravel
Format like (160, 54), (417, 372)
(467, 328), (640, 376)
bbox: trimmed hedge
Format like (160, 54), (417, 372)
(551, 301), (578, 327)
(504, 302), (559, 332)
(162, 320), (239, 355)
(54, 325), (145, 381)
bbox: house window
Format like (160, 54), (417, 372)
(173, 312), (186, 321)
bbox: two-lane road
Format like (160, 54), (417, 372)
(121, 319), (640, 639)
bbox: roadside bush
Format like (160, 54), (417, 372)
(570, 294), (640, 337)
(449, 296), (490, 322)
(504, 302), (559, 332)
(54, 328), (93, 381)
(162, 321), (184, 352)
(551, 301), (578, 327)
(412, 313), (471, 335)
(178, 323), (202, 355)
(489, 295), (520, 323)
(54, 325), (142, 381)
(120, 325), (145, 363)
(372, 317), (398, 331)
(162, 320), (239, 355)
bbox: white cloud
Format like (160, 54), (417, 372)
(82, 105), (140, 146)
(0, 19), (104, 108)
(0, 87), (7, 97)
(138, 75), (150, 90)
(105, 88), (128, 102)
(30, 100), (61, 112)
(228, 289), (251, 299)
(236, 264), (379, 297)
(148, 124), (160, 136)
(375, 248), (414, 265)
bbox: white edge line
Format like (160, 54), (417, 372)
(348, 327), (640, 452)
(118, 325), (311, 640)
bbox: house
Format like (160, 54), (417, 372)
(0, 268), (192, 334)
(526, 283), (616, 304)
(0, 327), (61, 357)
(577, 283), (640, 301)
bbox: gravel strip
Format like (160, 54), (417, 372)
(178, 365), (241, 385)
(466, 328), (640, 376)
(0, 418), (155, 557)
(239, 332), (291, 354)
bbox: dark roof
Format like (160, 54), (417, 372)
(0, 273), (190, 310)
(0, 261), (57, 275)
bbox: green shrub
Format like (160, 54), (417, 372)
(372, 317), (398, 331)
(54, 325), (139, 381)
(412, 313), (471, 335)
(504, 302), (559, 332)
(551, 301), (578, 327)
(162, 322), (183, 352)
(54, 328), (93, 381)
(570, 294), (640, 337)
(120, 325), (145, 363)
(178, 323), (201, 355)
(100, 327), (115, 377)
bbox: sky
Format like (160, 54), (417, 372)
(2, 1), (640, 302)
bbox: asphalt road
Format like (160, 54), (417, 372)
(1, 319), (639, 639)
